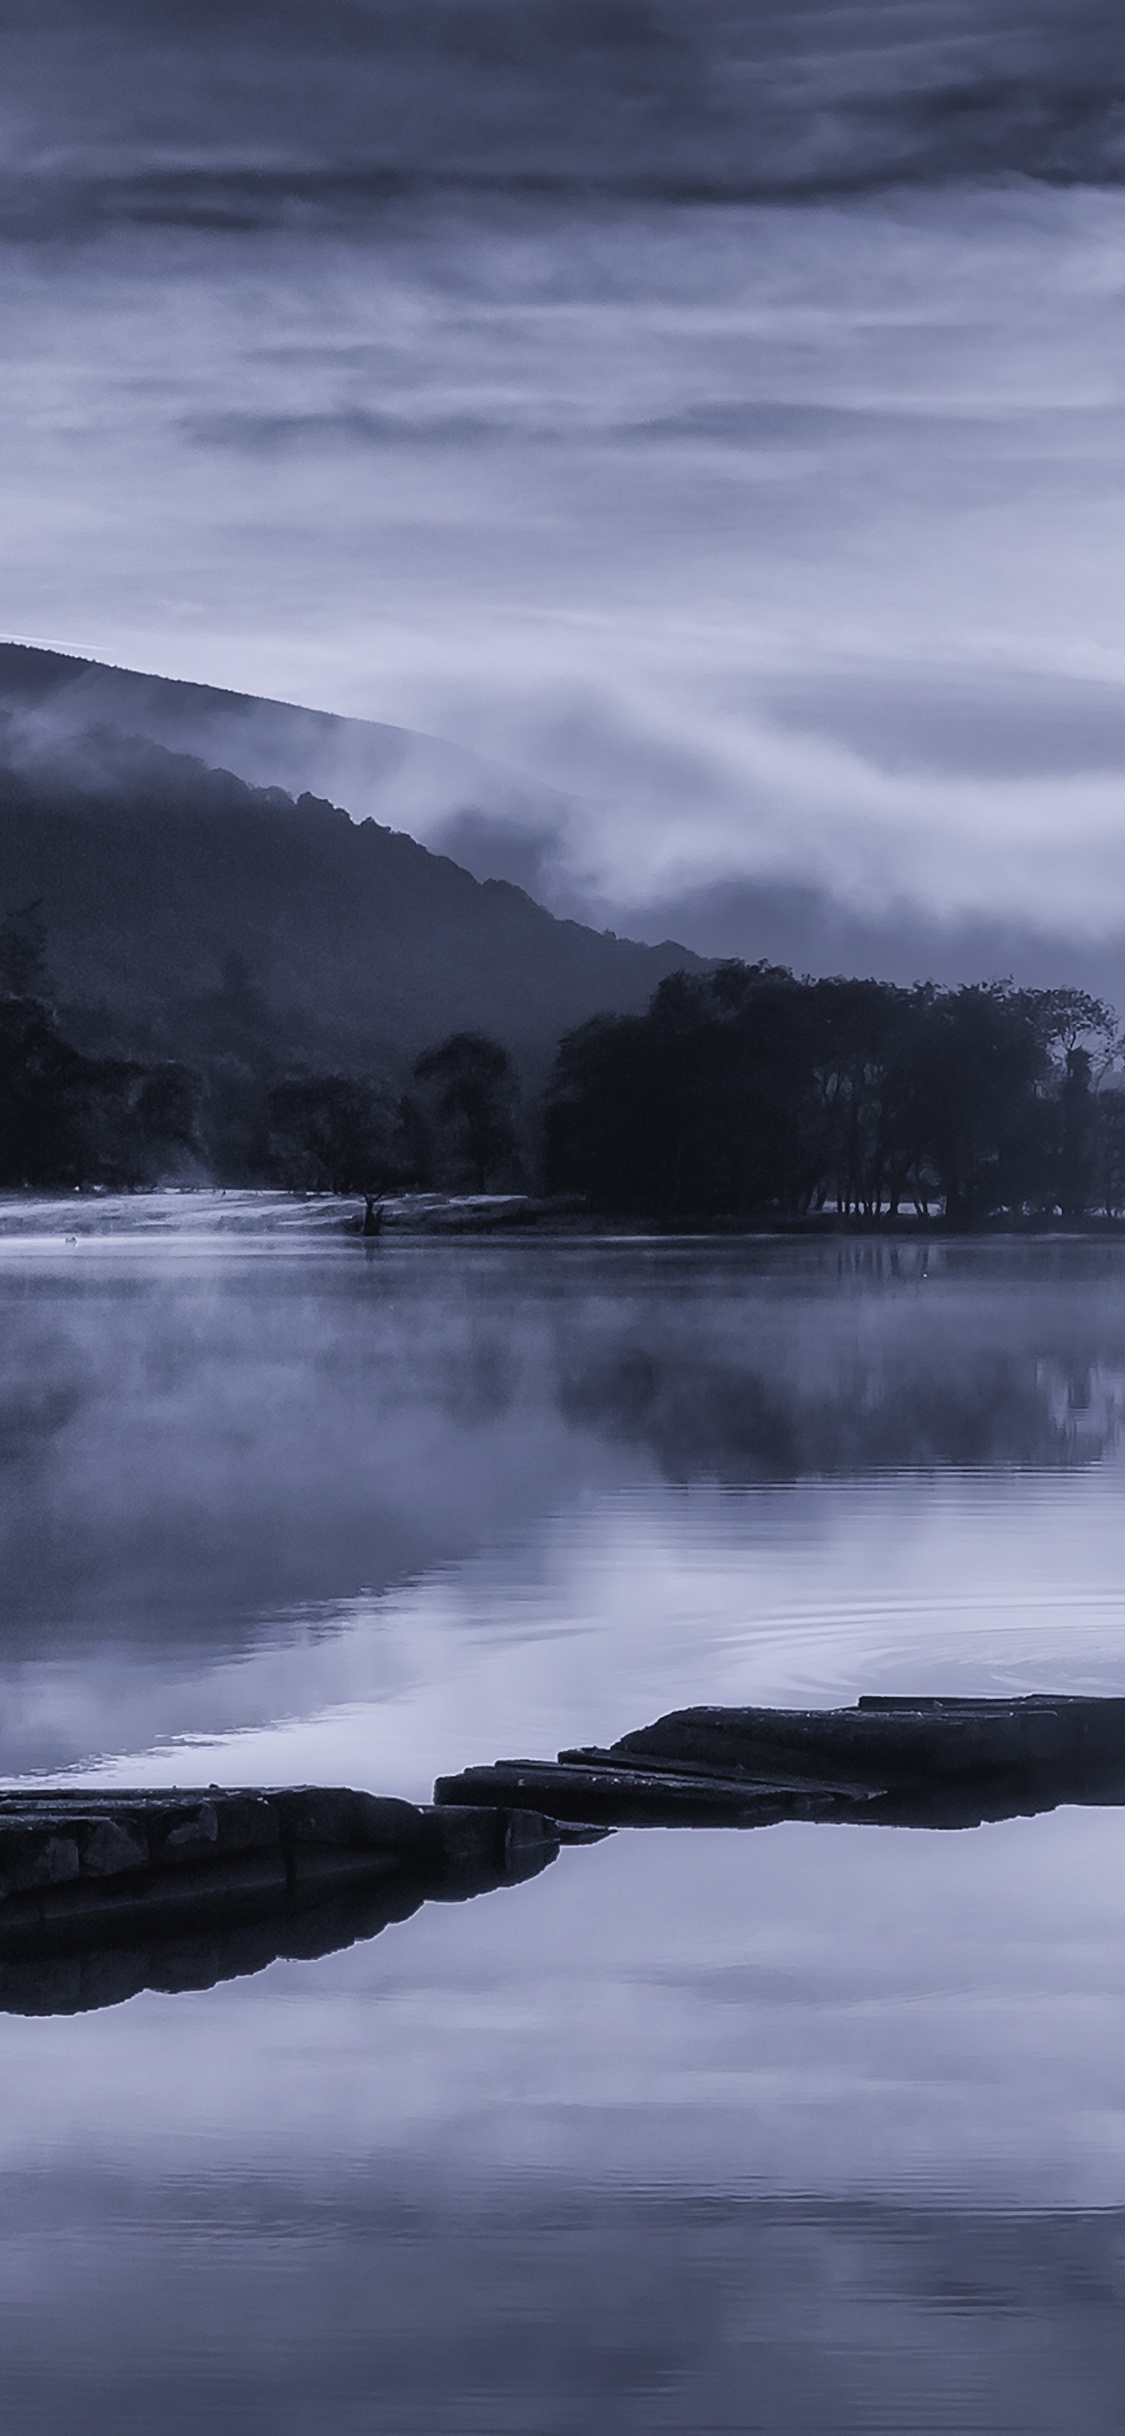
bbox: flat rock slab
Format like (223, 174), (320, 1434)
(432, 1758), (877, 1827)
(435, 1696), (1125, 1829)
(0, 1787), (563, 1955)
(603, 1695), (1125, 1786)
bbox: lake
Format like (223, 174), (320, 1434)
(3, 1214), (1125, 2432)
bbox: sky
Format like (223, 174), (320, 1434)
(4, 1), (1125, 959)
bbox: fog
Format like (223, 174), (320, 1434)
(4, 1229), (1125, 1780)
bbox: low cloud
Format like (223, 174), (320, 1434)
(2, 73), (1125, 956)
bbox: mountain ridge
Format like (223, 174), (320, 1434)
(0, 639), (570, 850)
(0, 679), (701, 1074)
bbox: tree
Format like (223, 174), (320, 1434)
(0, 899), (48, 1000)
(544, 1011), (663, 1210)
(1024, 989), (1116, 1219)
(806, 977), (930, 1218)
(129, 1063), (202, 1180)
(267, 1074), (405, 1195)
(545, 964), (826, 1218)
(1096, 1087), (1125, 1217)
(412, 1033), (521, 1190)
(0, 995), (201, 1189)
(1024, 988), (1115, 1060)
(0, 995), (86, 1184)
(543, 963), (1125, 1226)
(900, 984), (1049, 1224)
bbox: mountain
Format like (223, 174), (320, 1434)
(0, 641), (568, 845)
(7, 645), (1119, 1033)
(0, 690), (699, 1076)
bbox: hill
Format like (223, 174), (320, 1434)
(0, 641), (567, 848)
(0, 708), (698, 1075)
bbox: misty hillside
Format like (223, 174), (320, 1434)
(0, 717), (698, 1073)
(0, 641), (566, 848)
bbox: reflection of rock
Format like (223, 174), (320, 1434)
(0, 1788), (565, 2016)
(435, 1695), (1125, 1832)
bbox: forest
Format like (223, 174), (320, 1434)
(3, 895), (1125, 1225)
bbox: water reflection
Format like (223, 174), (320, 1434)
(4, 1233), (1125, 1780)
(2, 1237), (1125, 1657)
(1, 2178), (1120, 2436)
(556, 1257), (1125, 1478)
(0, 1804), (564, 2019)
(3, 1228), (1125, 2429)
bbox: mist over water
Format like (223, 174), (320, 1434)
(3, 1227), (1125, 2427)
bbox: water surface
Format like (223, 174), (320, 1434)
(3, 1222), (1125, 2431)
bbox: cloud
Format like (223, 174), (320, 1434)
(764, 665), (1125, 781)
(4, 1), (1125, 237)
(2, 42), (1125, 953)
(189, 406), (504, 452)
(410, 588), (1125, 928)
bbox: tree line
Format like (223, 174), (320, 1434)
(0, 902), (524, 1197)
(4, 903), (1125, 1224)
(543, 963), (1125, 1222)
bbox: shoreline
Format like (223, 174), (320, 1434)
(2, 1187), (1125, 1242)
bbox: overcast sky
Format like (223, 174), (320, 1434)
(5, 0), (1125, 948)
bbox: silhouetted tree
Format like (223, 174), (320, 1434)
(544, 962), (1124, 1226)
(806, 977), (931, 1218)
(894, 985), (1046, 1223)
(129, 1062), (202, 1180)
(0, 997), (201, 1189)
(1096, 1086), (1125, 1217)
(0, 899), (49, 1000)
(546, 965), (827, 1218)
(1023, 988), (1115, 1219)
(267, 1074), (405, 1195)
(412, 1032), (521, 1190)
(0, 995), (85, 1183)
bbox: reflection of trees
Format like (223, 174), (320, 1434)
(556, 1328), (1123, 1482)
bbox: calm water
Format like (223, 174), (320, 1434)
(5, 1221), (1125, 2431)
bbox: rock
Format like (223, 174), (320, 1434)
(436, 1696), (1125, 1829)
(268, 1789), (430, 1856)
(432, 1758), (859, 1827)
(601, 1695), (1125, 1786)
(0, 1775), (575, 2013)
(0, 1829), (81, 1895)
(420, 1802), (562, 1887)
(79, 1818), (149, 1876)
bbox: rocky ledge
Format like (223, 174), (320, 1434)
(12, 1693), (1125, 2014)
(0, 1785), (572, 1993)
(434, 1693), (1125, 1829)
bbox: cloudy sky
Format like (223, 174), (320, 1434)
(5, 0), (1125, 955)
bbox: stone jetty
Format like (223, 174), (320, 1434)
(433, 1694), (1125, 1829)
